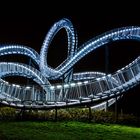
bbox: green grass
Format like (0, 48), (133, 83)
(0, 121), (140, 140)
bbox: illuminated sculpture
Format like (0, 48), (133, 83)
(0, 18), (140, 110)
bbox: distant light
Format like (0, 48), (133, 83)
(70, 83), (75, 87)
(16, 84), (20, 88)
(77, 82), (82, 85)
(96, 78), (101, 81)
(83, 81), (88, 84)
(107, 74), (111, 77)
(102, 76), (106, 79)
(64, 84), (69, 88)
(117, 70), (121, 72)
(50, 86), (55, 90)
(26, 86), (31, 89)
(56, 85), (62, 89)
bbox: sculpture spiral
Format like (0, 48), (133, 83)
(0, 18), (140, 110)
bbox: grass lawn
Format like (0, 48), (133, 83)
(0, 121), (140, 140)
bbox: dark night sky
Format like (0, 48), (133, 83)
(0, 3), (140, 115)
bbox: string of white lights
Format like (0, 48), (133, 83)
(0, 18), (140, 109)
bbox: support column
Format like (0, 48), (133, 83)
(115, 96), (118, 123)
(105, 100), (108, 112)
(54, 107), (57, 121)
(88, 106), (92, 122)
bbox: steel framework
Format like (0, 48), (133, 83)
(0, 18), (140, 110)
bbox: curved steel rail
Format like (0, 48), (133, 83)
(0, 45), (40, 65)
(0, 18), (140, 110)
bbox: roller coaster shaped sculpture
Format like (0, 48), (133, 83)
(0, 18), (140, 110)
